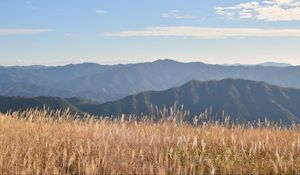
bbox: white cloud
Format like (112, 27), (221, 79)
(105, 26), (300, 38)
(161, 10), (197, 19)
(0, 29), (51, 36)
(96, 10), (107, 15)
(25, 1), (37, 10)
(216, 0), (300, 21)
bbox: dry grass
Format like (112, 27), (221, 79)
(1, 110), (300, 175)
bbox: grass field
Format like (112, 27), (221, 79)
(1, 110), (300, 175)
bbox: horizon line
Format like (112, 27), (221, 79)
(0, 59), (296, 67)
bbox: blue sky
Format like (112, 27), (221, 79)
(1, 0), (300, 65)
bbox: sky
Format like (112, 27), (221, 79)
(1, 0), (300, 66)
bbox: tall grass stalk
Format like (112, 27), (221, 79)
(1, 109), (300, 174)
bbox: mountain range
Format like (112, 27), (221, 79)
(0, 96), (81, 114)
(1, 59), (300, 103)
(258, 62), (293, 67)
(81, 79), (300, 124)
(1, 79), (300, 124)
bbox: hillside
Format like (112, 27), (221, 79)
(1, 60), (300, 102)
(1, 79), (300, 123)
(2, 111), (300, 174)
(87, 79), (300, 123)
(0, 96), (81, 114)
(0, 82), (76, 97)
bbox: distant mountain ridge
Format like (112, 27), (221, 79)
(222, 61), (293, 67)
(85, 79), (300, 124)
(1, 79), (300, 124)
(1, 59), (300, 103)
(258, 62), (293, 67)
(0, 96), (82, 114)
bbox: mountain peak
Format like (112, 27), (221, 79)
(153, 59), (180, 63)
(258, 62), (293, 67)
(89, 78), (300, 124)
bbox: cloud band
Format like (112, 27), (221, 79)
(105, 26), (300, 39)
(0, 29), (51, 36)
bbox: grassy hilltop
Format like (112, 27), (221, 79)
(1, 110), (300, 174)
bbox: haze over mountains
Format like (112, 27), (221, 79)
(222, 62), (293, 67)
(0, 59), (299, 103)
(86, 79), (300, 124)
(1, 79), (300, 124)
(258, 62), (293, 68)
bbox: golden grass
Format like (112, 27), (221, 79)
(1, 110), (300, 175)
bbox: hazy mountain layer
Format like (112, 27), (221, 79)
(1, 79), (300, 124)
(1, 60), (300, 102)
(86, 79), (300, 124)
